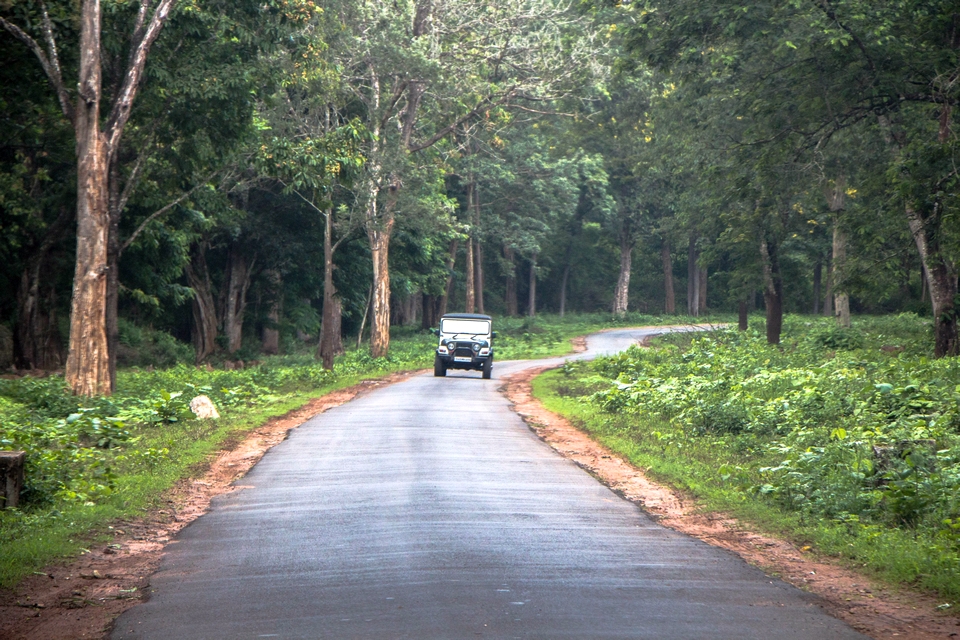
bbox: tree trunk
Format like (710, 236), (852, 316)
(421, 295), (437, 330)
(184, 244), (218, 364)
(365, 171), (398, 358)
(661, 240), (675, 314)
(698, 266), (707, 314)
(812, 260), (822, 315)
(878, 113), (958, 356)
(261, 270), (281, 356)
(105, 157), (122, 390)
(504, 245), (518, 316)
(65, 2), (111, 395)
(907, 205), (958, 356)
(465, 237), (475, 313)
(760, 237), (783, 345)
(317, 209), (344, 368)
(438, 239), (458, 318)
(368, 225), (392, 358)
(356, 285), (372, 348)
(16, 270), (65, 371)
(738, 300), (748, 331)
(527, 253), (537, 318)
(223, 247), (251, 354)
(559, 263), (571, 318)
(687, 234), (699, 317)
(319, 296), (342, 369)
(14, 206), (72, 370)
(470, 179), (485, 314)
(823, 253), (834, 317)
(475, 241), (485, 314)
(612, 236), (632, 316)
(831, 225), (850, 329)
(827, 177), (850, 328)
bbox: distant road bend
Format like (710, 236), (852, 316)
(113, 327), (868, 639)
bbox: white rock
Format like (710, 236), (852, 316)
(189, 395), (220, 420)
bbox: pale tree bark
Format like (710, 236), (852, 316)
(504, 245), (518, 316)
(261, 270), (281, 356)
(661, 240), (675, 314)
(527, 253), (538, 318)
(612, 233), (632, 316)
(3, 0), (179, 395)
(64, 0), (111, 396)
(760, 237), (784, 345)
(826, 175), (850, 328)
(832, 224), (851, 328)
(184, 243), (218, 364)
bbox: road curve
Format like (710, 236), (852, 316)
(113, 327), (867, 639)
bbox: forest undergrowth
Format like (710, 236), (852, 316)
(535, 313), (960, 604)
(0, 312), (684, 588)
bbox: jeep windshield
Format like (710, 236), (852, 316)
(440, 318), (490, 337)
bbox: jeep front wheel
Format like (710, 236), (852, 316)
(482, 356), (492, 379)
(434, 354), (447, 377)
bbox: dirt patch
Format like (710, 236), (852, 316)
(501, 366), (960, 640)
(0, 370), (421, 640)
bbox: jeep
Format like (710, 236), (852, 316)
(432, 313), (495, 379)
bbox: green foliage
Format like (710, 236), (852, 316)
(116, 319), (194, 368)
(540, 315), (960, 599)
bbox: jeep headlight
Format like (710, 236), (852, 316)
(472, 342), (481, 352)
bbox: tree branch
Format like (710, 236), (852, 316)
(120, 171), (216, 255)
(379, 79), (408, 133)
(0, 13), (74, 123)
(812, 0), (877, 74)
(408, 88), (517, 153)
(116, 147), (151, 217)
(105, 0), (178, 158)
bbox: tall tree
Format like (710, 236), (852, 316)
(2, 0), (179, 394)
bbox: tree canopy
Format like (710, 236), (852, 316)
(1, 0), (957, 393)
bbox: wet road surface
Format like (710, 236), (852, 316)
(113, 327), (868, 639)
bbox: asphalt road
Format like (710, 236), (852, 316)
(113, 327), (868, 639)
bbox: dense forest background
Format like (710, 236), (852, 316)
(1, 0), (958, 394)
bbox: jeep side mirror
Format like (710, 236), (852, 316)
(430, 328), (439, 336)
(492, 331), (498, 338)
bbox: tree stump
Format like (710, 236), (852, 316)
(0, 451), (25, 509)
